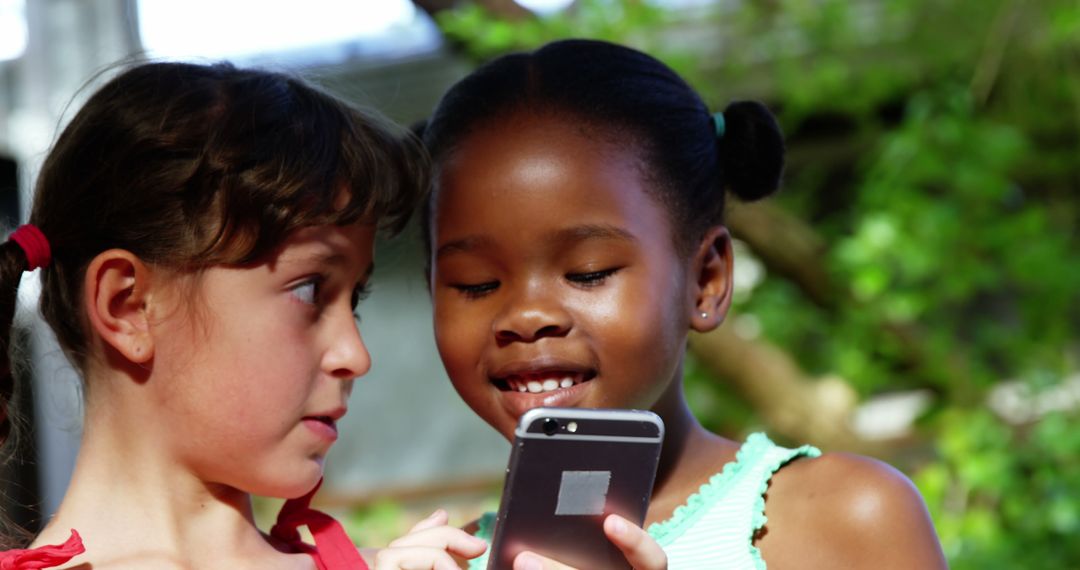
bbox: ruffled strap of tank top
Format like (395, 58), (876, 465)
(0, 529), (85, 569)
(272, 479), (369, 570)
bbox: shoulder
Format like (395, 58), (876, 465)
(771, 452), (930, 525)
(756, 451), (947, 569)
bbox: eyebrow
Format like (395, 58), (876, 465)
(435, 223), (637, 260)
(435, 235), (494, 260)
(550, 224), (637, 246)
(336, 257), (375, 282)
(280, 251), (375, 280)
(291, 251), (348, 267)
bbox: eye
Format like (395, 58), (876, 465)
(290, 277), (322, 305)
(451, 281), (499, 299)
(566, 268), (619, 287)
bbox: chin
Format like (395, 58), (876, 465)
(248, 463), (325, 499)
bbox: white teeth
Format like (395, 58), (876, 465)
(506, 374), (583, 394)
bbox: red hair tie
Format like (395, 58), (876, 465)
(9, 224), (51, 270)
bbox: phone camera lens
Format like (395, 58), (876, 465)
(542, 418), (559, 436)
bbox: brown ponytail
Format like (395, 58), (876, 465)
(1, 238), (31, 548)
(0, 239), (29, 452)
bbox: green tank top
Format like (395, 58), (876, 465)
(469, 432), (820, 569)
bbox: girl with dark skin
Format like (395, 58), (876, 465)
(422, 39), (947, 568)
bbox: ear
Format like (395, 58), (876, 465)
(84, 249), (156, 365)
(689, 226), (734, 333)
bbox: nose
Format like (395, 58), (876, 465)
(493, 284), (572, 345)
(324, 310), (372, 380)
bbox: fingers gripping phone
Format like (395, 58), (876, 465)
(487, 408), (664, 570)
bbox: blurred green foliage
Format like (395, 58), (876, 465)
(919, 408), (1080, 565)
(345, 499), (413, 547)
(432, 0), (1079, 566)
(436, 1), (669, 60)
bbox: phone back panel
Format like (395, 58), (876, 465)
(487, 408), (664, 570)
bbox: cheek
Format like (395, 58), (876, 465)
(585, 295), (674, 363)
(432, 299), (495, 403)
(573, 271), (679, 340)
(196, 321), (311, 418)
(433, 306), (478, 371)
(572, 273), (687, 386)
(433, 291), (483, 344)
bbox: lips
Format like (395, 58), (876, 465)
(495, 370), (595, 394)
(489, 360), (597, 418)
(306, 406), (347, 422)
(302, 416), (339, 442)
(302, 407), (346, 442)
(490, 356), (597, 391)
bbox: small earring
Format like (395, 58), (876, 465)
(700, 312), (709, 319)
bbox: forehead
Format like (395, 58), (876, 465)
(433, 113), (670, 242)
(273, 222), (377, 269)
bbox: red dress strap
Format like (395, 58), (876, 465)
(0, 530), (85, 569)
(272, 479), (369, 570)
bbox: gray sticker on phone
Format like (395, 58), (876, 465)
(555, 470), (611, 515)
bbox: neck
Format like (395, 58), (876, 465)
(34, 376), (291, 568)
(646, 363), (739, 520)
(649, 378), (708, 487)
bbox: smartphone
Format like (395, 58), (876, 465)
(486, 407), (664, 570)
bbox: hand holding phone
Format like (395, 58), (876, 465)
(510, 514), (669, 570)
(487, 408), (664, 570)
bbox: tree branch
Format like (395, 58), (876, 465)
(412, 0), (534, 21)
(725, 200), (835, 307)
(688, 324), (861, 450)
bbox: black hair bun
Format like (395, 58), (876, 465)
(719, 100), (785, 202)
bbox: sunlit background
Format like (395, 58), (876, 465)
(137, 0), (439, 63)
(1, 1), (1078, 567)
(0, 0), (27, 62)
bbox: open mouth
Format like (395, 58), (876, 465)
(301, 414), (340, 442)
(493, 371), (597, 394)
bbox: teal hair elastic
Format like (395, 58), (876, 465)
(712, 111), (726, 138)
